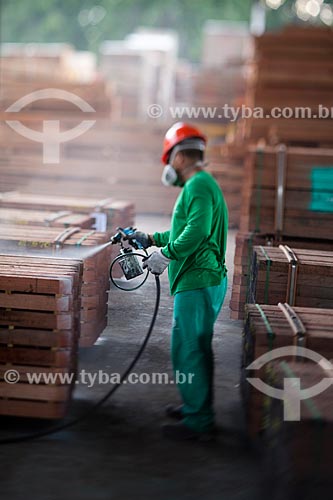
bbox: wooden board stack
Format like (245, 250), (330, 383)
(0, 59), (237, 217)
(0, 77), (112, 118)
(0, 52), (242, 218)
(0, 43), (96, 84)
(247, 246), (333, 311)
(244, 26), (333, 146)
(78, 244), (111, 347)
(230, 232), (333, 319)
(0, 118), (178, 215)
(225, 29), (333, 476)
(0, 56), (171, 214)
(230, 144), (333, 318)
(0, 254), (83, 418)
(217, 26), (333, 229)
(0, 224), (113, 347)
(0, 193), (135, 235)
(242, 303), (333, 437)
(239, 145), (333, 238)
(228, 25), (333, 148)
(0, 208), (95, 229)
(0, 118), (235, 216)
(0, 195), (125, 348)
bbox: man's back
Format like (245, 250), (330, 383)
(165, 169), (228, 295)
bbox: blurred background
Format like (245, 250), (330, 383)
(0, 0), (333, 219)
(0, 2), (333, 499)
(1, 0), (333, 219)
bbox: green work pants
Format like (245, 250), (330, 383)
(171, 276), (228, 432)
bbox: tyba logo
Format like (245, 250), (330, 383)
(246, 346), (333, 421)
(5, 88), (96, 163)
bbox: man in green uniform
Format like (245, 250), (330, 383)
(129, 122), (228, 441)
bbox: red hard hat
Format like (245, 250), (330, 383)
(161, 122), (207, 164)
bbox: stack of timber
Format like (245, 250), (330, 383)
(0, 208), (95, 229)
(0, 193), (134, 235)
(239, 145), (333, 238)
(218, 26), (333, 228)
(1, 120), (235, 216)
(0, 43), (97, 84)
(228, 25), (333, 149)
(0, 46), (244, 217)
(191, 63), (246, 123)
(0, 79), (111, 116)
(230, 231), (333, 319)
(0, 225), (112, 347)
(242, 246), (333, 315)
(0, 254), (82, 418)
(242, 303), (333, 437)
(0, 69), (142, 214)
(230, 144), (333, 318)
(76, 243), (111, 347)
(244, 26), (333, 146)
(261, 360), (333, 495)
(0, 117), (176, 214)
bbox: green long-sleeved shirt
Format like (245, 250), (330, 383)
(153, 170), (228, 295)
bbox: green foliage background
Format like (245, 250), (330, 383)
(0, 1), (331, 61)
(0, 0), (251, 61)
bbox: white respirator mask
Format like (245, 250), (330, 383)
(161, 164), (178, 187)
(161, 138), (206, 187)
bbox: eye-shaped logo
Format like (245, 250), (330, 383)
(246, 346), (333, 421)
(5, 88), (96, 164)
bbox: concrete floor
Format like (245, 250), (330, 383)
(0, 215), (265, 500)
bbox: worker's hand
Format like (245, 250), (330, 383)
(126, 231), (152, 249)
(142, 249), (170, 275)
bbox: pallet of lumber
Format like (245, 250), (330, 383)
(221, 26), (333, 185)
(241, 303), (333, 437)
(230, 232), (333, 319)
(0, 43), (99, 85)
(75, 243), (111, 347)
(0, 193), (134, 234)
(0, 118), (232, 216)
(0, 77), (112, 115)
(0, 84), (240, 218)
(249, 246), (333, 309)
(231, 143), (333, 318)
(243, 25), (333, 147)
(239, 145), (333, 239)
(0, 208), (94, 228)
(261, 360), (333, 494)
(243, 118), (333, 147)
(0, 254), (82, 418)
(0, 226), (113, 347)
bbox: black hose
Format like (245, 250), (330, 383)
(0, 275), (161, 445)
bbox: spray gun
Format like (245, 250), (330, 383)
(109, 227), (149, 290)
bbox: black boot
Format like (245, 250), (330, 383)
(165, 404), (184, 421)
